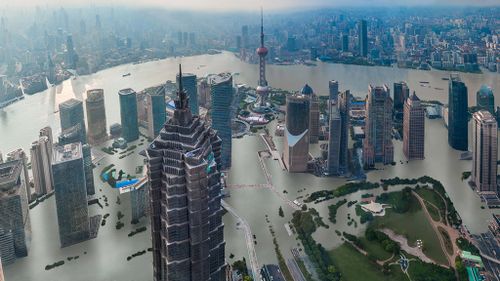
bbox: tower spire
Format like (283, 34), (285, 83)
(260, 7), (264, 47)
(175, 64), (188, 110)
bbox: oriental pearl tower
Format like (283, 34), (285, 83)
(255, 8), (270, 111)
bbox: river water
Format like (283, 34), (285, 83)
(2, 52), (499, 280)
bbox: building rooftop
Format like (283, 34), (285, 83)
(59, 98), (82, 109)
(477, 84), (493, 97)
(176, 72), (196, 78)
(118, 88), (136, 96)
(473, 110), (496, 123)
(0, 159), (22, 189)
(53, 142), (82, 164)
(209, 73), (232, 85)
(86, 89), (104, 101)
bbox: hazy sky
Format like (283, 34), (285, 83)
(4, 0), (500, 10)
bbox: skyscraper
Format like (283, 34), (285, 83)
(341, 34), (349, 52)
(65, 34), (78, 69)
(393, 81), (410, 119)
(300, 84), (319, 144)
(476, 85), (495, 115)
(30, 136), (54, 196)
(198, 78), (211, 109)
(403, 92), (425, 160)
(6, 149), (31, 203)
(358, 20), (368, 57)
(146, 65), (226, 281)
(0, 159), (29, 259)
(283, 93), (310, 172)
(85, 89), (107, 145)
(338, 90), (351, 173)
(255, 8), (269, 108)
(448, 74), (468, 151)
(329, 80), (339, 104)
(59, 98), (86, 143)
(119, 88), (139, 142)
(82, 144), (95, 196)
(210, 73), (233, 169)
(52, 143), (90, 247)
(146, 87), (166, 139)
(472, 110), (497, 193)
(176, 72), (198, 115)
(327, 105), (341, 175)
(363, 85), (394, 166)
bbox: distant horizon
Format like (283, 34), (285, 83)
(2, 0), (499, 12)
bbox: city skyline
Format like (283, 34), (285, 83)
(3, 0), (499, 10)
(1, 2), (500, 281)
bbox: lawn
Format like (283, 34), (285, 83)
(415, 188), (446, 219)
(371, 196), (448, 265)
(329, 244), (408, 281)
(424, 201), (441, 222)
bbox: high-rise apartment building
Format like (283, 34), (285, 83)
(403, 92), (425, 160)
(146, 87), (166, 139)
(119, 88), (139, 142)
(0, 159), (30, 259)
(327, 105), (341, 175)
(363, 85), (394, 166)
(283, 93), (310, 172)
(59, 98), (86, 143)
(177, 72), (198, 115)
(146, 65), (226, 281)
(52, 143), (90, 247)
(476, 85), (495, 115)
(448, 74), (469, 151)
(338, 90), (351, 173)
(85, 89), (107, 144)
(358, 20), (368, 57)
(210, 73), (233, 169)
(472, 110), (498, 193)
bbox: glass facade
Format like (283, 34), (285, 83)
(448, 75), (469, 151)
(52, 143), (90, 247)
(210, 73), (233, 170)
(59, 98), (87, 144)
(119, 88), (139, 142)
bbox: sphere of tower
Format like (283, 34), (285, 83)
(256, 47), (268, 56)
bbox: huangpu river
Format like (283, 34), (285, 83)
(2, 52), (499, 281)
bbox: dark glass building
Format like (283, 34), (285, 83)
(119, 88), (139, 142)
(358, 20), (368, 57)
(146, 87), (166, 139)
(52, 143), (90, 247)
(448, 74), (469, 151)
(210, 73), (233, 169)
(393, 81), (410, 119)
(59, 98), (86, 143)
(146, 66), (226, 281)
(338, 90), (351, 173)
